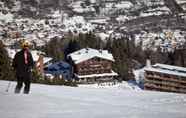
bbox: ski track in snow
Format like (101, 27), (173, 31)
(0, 80), (186, 118)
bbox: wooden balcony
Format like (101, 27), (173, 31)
(145, 74), (186, 94)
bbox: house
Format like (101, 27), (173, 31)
(44, 61), (72, 80)
(68, 48), (118, 83)
(144, 63), (186, 94)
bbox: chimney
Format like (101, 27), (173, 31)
(99, 49), (102, 53)
(146, 59), (151, 68)
(86, 47), (89, 53)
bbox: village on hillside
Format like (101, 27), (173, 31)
(1, 0), (186, 94)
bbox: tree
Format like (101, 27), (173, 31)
(44, 37), (65, 61)
(105, 35), (148, 80)
(85, 0), (91, 6)
(78, 32), (103, 49)
(64, 38), (80, 60)
(108, 38), (130, 80)
(0, 41), (15, 80)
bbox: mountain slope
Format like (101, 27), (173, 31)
(0, 80), (186, 118)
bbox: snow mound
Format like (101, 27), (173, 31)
(78, 81), (142, 91)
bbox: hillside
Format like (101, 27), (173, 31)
(0, 80), (186, 118)
(0, 0), (185, 50)
(0, 0), (186, 82)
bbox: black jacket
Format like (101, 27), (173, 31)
(12, 49), (34, 77)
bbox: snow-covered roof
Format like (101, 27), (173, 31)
(175, 0), (186, 11)
(96, 32), (110, 40)
(90, 0), (96, 3)
(145, 63), (186, 77)
(31, 50), (53, 64)
(6, 48), (52, 64)
(75, 70), (118, 78)
(115, 1), (133, 9)
(89, 18), (109, 25)
(0, 12), (13, 23)
(44, 61), (71, 79)
(116, 15), (129, 22)
(68, 48), (115, 64)
(175, 0), (186, 4)
(63, 16), (94, 33)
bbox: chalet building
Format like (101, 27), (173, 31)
(144, 63), (186, 94)
(68, 48), (118, 83)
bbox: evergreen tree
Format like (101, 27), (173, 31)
(78, 32), (103, 49)
(0, 41), (15, 80)
(64, 38), (80, 60)
(44, 37), (65, 61)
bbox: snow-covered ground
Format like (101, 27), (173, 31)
(175, 0), (186, 4)
(0, 80), (186, 118)
(175, 0), (186, 10)
(78, 81), (141, 91)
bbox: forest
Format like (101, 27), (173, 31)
(0, 32), (186, 82)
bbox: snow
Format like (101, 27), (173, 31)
(75, 70), (118, 78)
(11, 1), (21, 12)
(154, 63), (186, 73)
(50, 11), (62, 19)
(0, 12), (14, 23)
(70, 1), (84, 9)
(96, 32), (110, 40)
(145, 63), (186, 77)
(175, 0), (186, 4)
(174, 0), (186, 10)
(31, 50), (53, 64)
(78, 81), (141, 91)
(0, 80), (186, 118)
(63, 16), (94, 33)
(6, 48), (52, 64)
(68, 48), (114, 64)
(137, 0), (165, 6)
(73, 7), (86, 13)
(134, 63), (186, 87)
(133, 68), (145, 85)
(116, 15), (129, 22)
(89, 18), (109, 25)
(135, 30), (186, 52)
(115, 1), (133, 9)
(1, 14), (95, 47)
(90, 0), (96, 4)
(140, 10), (169, 17)
(70, 1), (95, 13)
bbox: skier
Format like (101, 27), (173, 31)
(12, 40), (34, 94)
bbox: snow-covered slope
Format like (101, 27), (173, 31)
(0, 80), (186, 118)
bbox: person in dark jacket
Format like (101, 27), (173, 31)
(13, 40), (34, 94)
